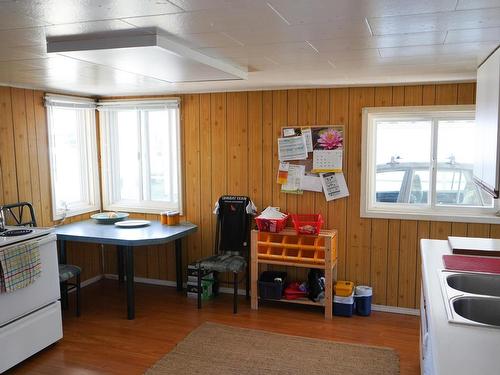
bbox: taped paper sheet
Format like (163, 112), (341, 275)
(278, 135), (308, 161)
(277, 162), (289, 184)
(282, 127), (313, 152)
(300, 174), (323, 192)
(320, 172), (349, 201)
(281, 164), (305, 194)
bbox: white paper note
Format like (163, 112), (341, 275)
(278, 135), (308, 161)
(301, 128), (313, 153)
(300, 174), (323, 192)
(277, 162), (289, 184)
(320, 172), (349, 201)
(281, 164), (305, 194)
(282, 127), (313, 153)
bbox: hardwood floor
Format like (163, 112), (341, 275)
(7, 280), (421, 375)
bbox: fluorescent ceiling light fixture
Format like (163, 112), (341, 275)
(46, 28), (248, 83)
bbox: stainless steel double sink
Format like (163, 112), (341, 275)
(440, 271), (500, 328)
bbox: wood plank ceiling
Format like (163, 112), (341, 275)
(0, 0), (498, 95)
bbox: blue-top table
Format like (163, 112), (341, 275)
(53, 220), (197, 319)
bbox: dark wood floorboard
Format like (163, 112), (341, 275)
(6, 280), (420, 375)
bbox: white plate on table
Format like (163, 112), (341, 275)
(114, 220), (151, 228)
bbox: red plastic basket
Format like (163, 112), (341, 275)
(290, 214), (324, 235)
(255, 215), (289, 233)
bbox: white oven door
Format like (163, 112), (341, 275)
(0, 234), (60, 326)
(0, 301), (63, 373)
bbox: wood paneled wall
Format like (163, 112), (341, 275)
(2, 83), (499, 309)
(174, 82), (500, 309)
(0, 87), (102, 281)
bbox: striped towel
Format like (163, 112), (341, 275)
(0, 241), (41, 293)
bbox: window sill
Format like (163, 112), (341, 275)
(52, 205), (100, 221)
(103, 203), (182, 216)
(361, 208), (500, 225)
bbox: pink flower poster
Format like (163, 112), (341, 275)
(311, 126), (344, 172)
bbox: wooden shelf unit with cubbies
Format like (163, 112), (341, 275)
(250, 228), (338, 319)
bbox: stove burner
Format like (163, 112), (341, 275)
(0, 229), (33, 237)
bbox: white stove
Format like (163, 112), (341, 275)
(0, 226), (53, 247)
(0, 225), (63, 373)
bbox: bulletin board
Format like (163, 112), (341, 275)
(277, 126), (349, 201)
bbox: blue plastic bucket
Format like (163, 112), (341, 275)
(354, 286), (372, 316)
(333, 293), (354, 317)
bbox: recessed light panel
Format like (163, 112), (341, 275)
(47, 28), (248, 83)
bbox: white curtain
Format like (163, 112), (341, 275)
(45, 94), (96, 109)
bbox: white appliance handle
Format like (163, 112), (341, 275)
(29, 233), (57, 247)
(0, 233), (56, 254)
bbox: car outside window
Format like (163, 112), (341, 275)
(362, 106), (497, 223)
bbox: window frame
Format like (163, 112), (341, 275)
(45, 94), (100, 221)
(361, 105), (500, 224)
(98, 99), (183, 215)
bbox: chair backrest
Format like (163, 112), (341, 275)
(1, 202), (37, 227)
(214, 196), (253, 257)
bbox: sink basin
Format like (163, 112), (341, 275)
(447, 273), (500, 297)
(453, 297), (500, 327)
(440, 270), (500, 328)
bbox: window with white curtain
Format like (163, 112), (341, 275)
(98, 99), (182, 214)
(45, 94), (100, 220)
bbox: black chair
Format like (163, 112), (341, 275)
(58, 263), (81, 317)
(1, 202), (37, 227)
(1, 202), (81, 317)
(195, 195), (254, 314)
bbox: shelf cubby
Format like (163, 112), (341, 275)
(251, 228), (338, 319)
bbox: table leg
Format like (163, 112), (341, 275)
(175, 239), (183, 291)
(58, 240), (67, 264)
(117, 246), (125, 283)
(125, 246), (135, 320)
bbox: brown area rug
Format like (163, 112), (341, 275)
(145, 322), (399, 375)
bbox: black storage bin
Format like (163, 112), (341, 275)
(258, 271), (287, 300)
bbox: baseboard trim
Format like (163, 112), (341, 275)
(103, 274), (249, 295)
(371, 304), (420, 316)
(81, 274), (104, 288)
(104, 273), (178, 288)
(102, 274), (421, 315)
(67, 274), (103, 294)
